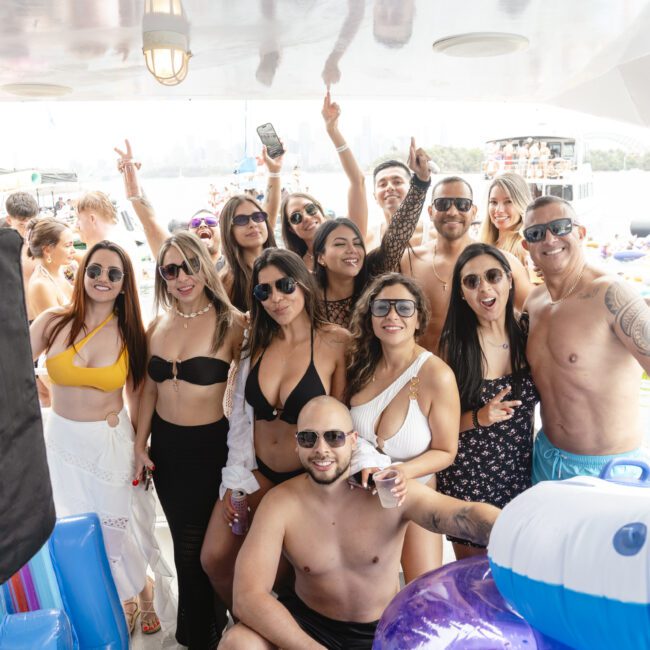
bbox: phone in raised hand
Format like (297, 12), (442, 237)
(256, 122), (284, 159)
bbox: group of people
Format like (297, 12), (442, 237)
(5, 92), (649, 650)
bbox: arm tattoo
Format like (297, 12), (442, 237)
(605, 282), (650, 357)
(430, 506), (492, 546)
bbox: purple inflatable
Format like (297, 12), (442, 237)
(373, 557), (572, 649)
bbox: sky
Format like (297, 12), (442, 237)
(1, 97), (650, 176)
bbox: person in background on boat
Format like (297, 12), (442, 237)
(516, 142), (529, 176)
(219, 396), (499, 650)
(523, 196), (650, 482)
(219, 195), (278, 313)
(5, 191), (40, 315)
(26, 217), (75, 316)
(539, 141), (551, 178)
(280, 91), (368, 266)
(437, 243), (537, 560)
(479, 172), (531, 268)
(312, 137), (431, 328)
(401, 176), (532, 354)
(527, 140), (540, 179)
(29, 240), (172, 638)
(135, 231), (244, 648)
(346, 273), (460, 581)
(200, 248), (349, 616)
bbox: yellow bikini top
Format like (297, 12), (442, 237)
(46, 313), (129, 393)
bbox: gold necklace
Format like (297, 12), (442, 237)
(549, 265), (586, 305)
(431, 244), (450, 291)
(174, 301), (213, 328)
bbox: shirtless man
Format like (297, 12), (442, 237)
(523, 195), (650, 482)
(219, 396), (498, 650)
(402, 176), (531, 353)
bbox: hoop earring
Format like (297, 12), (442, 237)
(47, 256), (52, 264)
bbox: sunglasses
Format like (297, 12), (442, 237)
(432, 197), (473, 212)
(289, 202), (319, 225)
(253, 277), (297, 301)
(158, 257), (201, 281)
(232, 211), (267, 227)
(189, 214), (218, 229)
(461, 268), (507, 290)
(522, 217), (574, 243)
(370, 298), (416, 318)
(86, 263), (125, 283)
(296, 429), (353, 448)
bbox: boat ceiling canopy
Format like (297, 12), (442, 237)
(3, 0), (650, 127)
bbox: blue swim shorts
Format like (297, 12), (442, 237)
(532, 429), (650, 484)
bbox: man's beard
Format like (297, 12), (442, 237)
(434, 220), (470, 241)
(306, 458), (351, 485)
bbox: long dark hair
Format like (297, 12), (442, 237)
(280, 192), (327, 257)
(219, 195), (277, 312)
(312, 218), (368, 299)
(154, 231), (235, 354)
(247, 248), (327, 361)
(345, 273), (430, 404)
(438, 243), (528, 411)
(44, 240), (147, 387)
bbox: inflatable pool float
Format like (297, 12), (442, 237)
(373, 556), (569, 649)
(489, 459), (650, 650)
(613, 250), (647, 261)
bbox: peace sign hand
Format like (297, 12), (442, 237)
(476, 386), (522, 427)
(114, 139), (141, 173)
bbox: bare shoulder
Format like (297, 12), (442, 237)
(601, 276), (648, 316)
(33, 305), (65, 331)
(502, 249), (526, 272)
(401, 240), (434, 268)
(319, 323), (352, 347)
(260, 475), (306, 514)
(523, 283), (549, 314)
(420, 354), (457, 390)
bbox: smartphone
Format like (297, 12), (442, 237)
(256, 122), (284, 159)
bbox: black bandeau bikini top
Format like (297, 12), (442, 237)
(244, 329), (326, 425)
(147, 355), (230, 386)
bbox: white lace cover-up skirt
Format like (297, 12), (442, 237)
(44, 407), (177, 631)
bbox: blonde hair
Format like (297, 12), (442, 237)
(155, 231), (235, 354)
(76, 191), (118, 224)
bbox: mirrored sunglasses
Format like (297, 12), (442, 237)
(232, 211), (267, 227)
(432, 197), (473, 212)
(189, 214), (219, 228)
(296, 429), (353, 448)
(253, 277), (297, 301)
(370, 298), (416, 318)
(158, 257), (201, 281)
(85, 263), (125, 283)
(289, 202), (319, 225)
(461, 268), (506, 290)
(522, 217), (574, 243)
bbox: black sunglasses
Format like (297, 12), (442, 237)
(232, 211), (267, 227)
(370, 298), (416, 318)
(296, 429), (353, 448)
(253, 277), (297, 301)
(289, 202), (319, 225)
(433, 197), (473, 212)
(522, 217), (574, 243)
(461, 268), (507, 290)
(158, 257), (201, 281)
(86, 263), (125, 283)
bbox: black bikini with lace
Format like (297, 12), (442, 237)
(245, 330), (326, 425)
(148, 355), (230, 385)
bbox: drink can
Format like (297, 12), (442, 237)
(231, 489), (249, 535)
(122, 160), (142, 200)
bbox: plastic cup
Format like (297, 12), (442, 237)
(373, 469), (400, 508)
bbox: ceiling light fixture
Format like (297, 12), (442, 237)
(432, 32), (529, 58)
(142, 0), (192, 86)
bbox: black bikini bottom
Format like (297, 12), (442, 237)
(255, 455), (304, 485)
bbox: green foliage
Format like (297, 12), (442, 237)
(586, 149), (650, 171)
(370, 146), (484, 173)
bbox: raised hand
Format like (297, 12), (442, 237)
(407, 137), (432, 183)
(321, 90), (341, 132)
(114, 139), (141, 173)
(476, 386), (522, 427)
(262, 143), (284, 174)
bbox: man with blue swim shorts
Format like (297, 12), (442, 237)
(522, 196), (650, 484)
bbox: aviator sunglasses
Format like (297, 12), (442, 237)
(189, 213), (219, 229)
(370, 298), (416, 318)
(158, 257), (201, 281)
(289, 202), (319, 225)
(433, 197), (473, 212)
(296, 429), (354, 448)
(461, 268), (507, 290)
(86, 263), (125, 283)
(253, 276), (297, 301)
(522, 217), (574, 243)
(232, 211), (267, 227)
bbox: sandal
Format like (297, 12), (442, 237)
(139, 576), (161, 635)
(123, 597), (140, 635)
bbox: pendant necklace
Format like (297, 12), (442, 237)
(549, 265), (586, 305)
(431, 244), (450, 291)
